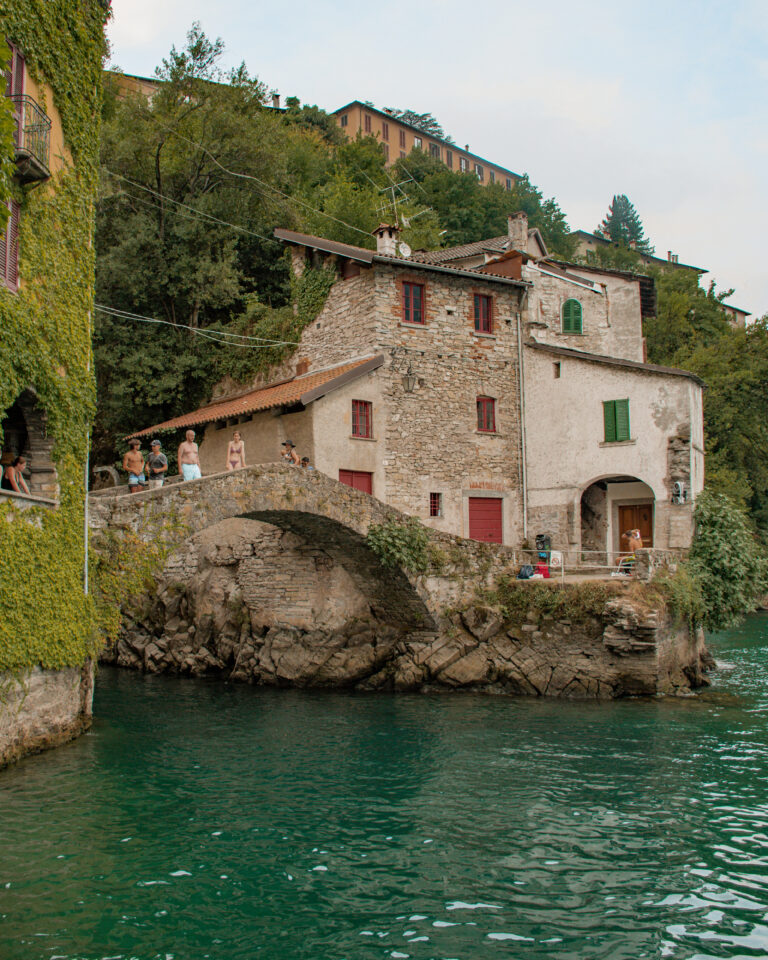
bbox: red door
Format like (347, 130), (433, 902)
(468, 497), (503, 543)
(339, 469), (373, 494)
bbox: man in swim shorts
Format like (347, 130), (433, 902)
(122, 438), (145, 493)
(178, 430), (202, 481)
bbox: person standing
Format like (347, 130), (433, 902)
(122, 439), (145, 494)
(178, 430), (202, 481)
(226, 431), (246, 471)
(280, 440), (300, 465)
(146, 439), (168, 489)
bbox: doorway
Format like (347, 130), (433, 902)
(618, 503), (654, 548)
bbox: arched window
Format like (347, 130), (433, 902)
(562, 298), (582, 334)
(1, 388), (59, 499)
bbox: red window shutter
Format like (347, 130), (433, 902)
(477, 396), (496, 432)
(11, 47), (24, 97)
(339, 469), (373, 494)
(352, 400), (372, 438)
(474, 294), (492, 333)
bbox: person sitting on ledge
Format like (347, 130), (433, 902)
(122, 439), (145, 494)
(1, 455), (31, 495)
(281, 440), (300, 465)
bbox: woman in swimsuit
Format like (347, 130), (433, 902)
(1, 456), (31, 495)
(226, 431), (246, 471)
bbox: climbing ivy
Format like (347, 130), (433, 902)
(366, 517), (431, 574)
(0, 2), (108, 670)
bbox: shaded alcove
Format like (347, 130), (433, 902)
(1, 388), (59, 499)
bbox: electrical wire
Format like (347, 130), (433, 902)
(95, 304), (299, 348)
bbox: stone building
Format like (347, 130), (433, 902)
(0, 3), (108, 767)
(134, 213), (704, 556)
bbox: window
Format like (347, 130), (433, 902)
(473, 294), (493, 334)
(459, 157), (468, 172)
(489, 170), (495, 184)
(553, 362), (561, 379)
(414, 136), (422, 149)
(474, 163), (484, 181)
(429, 143), (440, 159)
(399, 129), (406, 148)
(339, 113), (348, 127)
(400, 150), (406, 159)
(446, 150), (453, 169)
(364, 113), (371, 133)
(339, 469), (373, 494)
(477, 396), (496, 433)
(0, 200), (20, 292)
(429, 492), (443, 517)
(351, 400), (373, 438)
(505, 177), (512, 190)
(603, 399), (630, 443)
(383, 143), (389, 161)
(562, 298), (582, 334)
(382, 121), (389, 141)
(402, 281), (425, 325)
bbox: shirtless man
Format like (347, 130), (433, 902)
(122, 439), (145, 493)
(178, 430), (202, 481)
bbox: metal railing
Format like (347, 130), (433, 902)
(9, 94), (51, 179)
(513, 547), (686, 582)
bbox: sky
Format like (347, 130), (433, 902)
(107, 0), (768, 317)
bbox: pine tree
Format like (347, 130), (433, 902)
(597, 194), (654, 254)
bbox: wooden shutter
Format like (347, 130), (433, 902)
(10, 44), (24, 97)
(615, 399), (630, 441)
(563, 299), (582, 333)
(603, 400), (617, 442)
(0, 200), (20, 291)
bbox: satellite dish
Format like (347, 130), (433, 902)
(398, 241), (412, 259)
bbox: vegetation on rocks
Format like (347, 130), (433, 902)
(366, 517), (431, 574)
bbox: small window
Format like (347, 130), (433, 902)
(505, 178), (512, 190)
(399, 129), (406, 148)
(414, 136), (422, 149)
(339, 113), (348, 127)
(352, 400), (373, 438)
(562, 298), (582, 334)
(383, 143), (389, 161)
(477, 396), (496, 433)
(429, 492), (443, 517)
(446, 150), (453, 169)
(474, 294), (492, 334)
(382, 121), (389, 141)
(402, 281), (425, 325)
(364, 113), (372, 133)
(459, 157), (469, 172)
(603, 399), (630, 443)
(489, 170), (495, 183)
(429, 143), (440, 158)
(553, 362), (561, 379)
(0, 200), (20, 292)
(474, 163), (484, 181)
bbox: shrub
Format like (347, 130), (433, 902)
(366, 517), (431, 573)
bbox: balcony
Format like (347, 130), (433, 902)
(9, 94), (51, 184)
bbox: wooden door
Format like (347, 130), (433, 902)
(618, 504), (654, 548)
(468, 497), (503, 544)
(339, 469), (373, 495)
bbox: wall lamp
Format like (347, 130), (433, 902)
(402, 364), (418, 393)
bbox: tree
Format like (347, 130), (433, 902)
(384, 108), (454, 143)
(597, 194), (654, 254)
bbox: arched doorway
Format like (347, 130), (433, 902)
(580, 475), (654, 562)
(1, 388), (59, 498)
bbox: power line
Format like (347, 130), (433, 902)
(95, 304), (299, 348)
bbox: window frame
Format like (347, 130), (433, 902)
(561, 298), (583, 334)
(413, 136), (423, 149)
(339, 113), (348, 128)
(382, 121), (389, 141)
(429, 492), (443, 517)
(400, 279), (426, 326)
(473, 292), (494, 334)
(603, 399), (631, 443)
(364, 113), (372, 133)
(459, 157), (469, 172)
(446, 149), (453, 169)
(429, 142), (440, 159)
(0, 200), (20, 292)
(351, 399), (373, 439)
(476, 396), (497, 433)
(474, 162), (484, 181)
(489, 170), (495, 184)
(399, 129), (406, 148)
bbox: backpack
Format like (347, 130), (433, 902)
(517, 564), (535, 580)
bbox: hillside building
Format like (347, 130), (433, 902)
(134, 210), (704, 559)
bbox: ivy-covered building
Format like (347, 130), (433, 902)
(0, 2), (109, 767)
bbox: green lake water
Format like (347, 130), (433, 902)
(2, 617), (768, 959)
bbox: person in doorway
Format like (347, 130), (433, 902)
(146, 439), (168, 489)
(226, 431), (246, 471)
(178, 430), (202, 481)
(1, 455), (31, 495)
(628, 528), (643, 552)
(122, 439), (145, 493)
(281, 440), (300, 465)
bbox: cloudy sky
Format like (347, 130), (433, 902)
(108, 0), (767, 317)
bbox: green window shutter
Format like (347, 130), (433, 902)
(603, 401), (617, 442)
(562, 299), (582, 333)
(615, 399), (630, 441)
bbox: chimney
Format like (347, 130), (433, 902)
(507, 211), (529, 252)
(272, 93), (280, 109)
(667, 250), (673, 261)
(373, 223), (399, 257)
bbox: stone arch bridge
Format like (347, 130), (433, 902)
(88, 462), (512, 634)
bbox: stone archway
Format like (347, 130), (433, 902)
(1, 388), (59, 499)
(580, 475), (655, 562)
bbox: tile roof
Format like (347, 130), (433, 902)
(128, 356), (384, 438)
(410, 235), (510, 264)
(527, 341), (704, 386)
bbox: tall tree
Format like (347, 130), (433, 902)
(384, 108), (454, 143)
(597, 194), (654, 254)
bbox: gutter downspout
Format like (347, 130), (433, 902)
(516, 299), (528, 542)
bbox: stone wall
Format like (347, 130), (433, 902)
(0, 661), (94, 768)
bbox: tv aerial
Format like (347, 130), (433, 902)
(398, 241), (412, 259)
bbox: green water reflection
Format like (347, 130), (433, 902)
(1, 615), (768, 959)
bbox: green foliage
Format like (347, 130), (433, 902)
(483, 576), (614, 622)
(688, 490), (768, 630)
(383, 107), (454, 143)
(644, 271), (732, 364)
(366, 517), (431, 574)
(0, 43), (14, 225)
(0, 0), (106, 670)
(597, 194), (654, 254)
(649, 565), (706, 632)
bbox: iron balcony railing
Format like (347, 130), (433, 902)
(9, 93), (51, 182)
